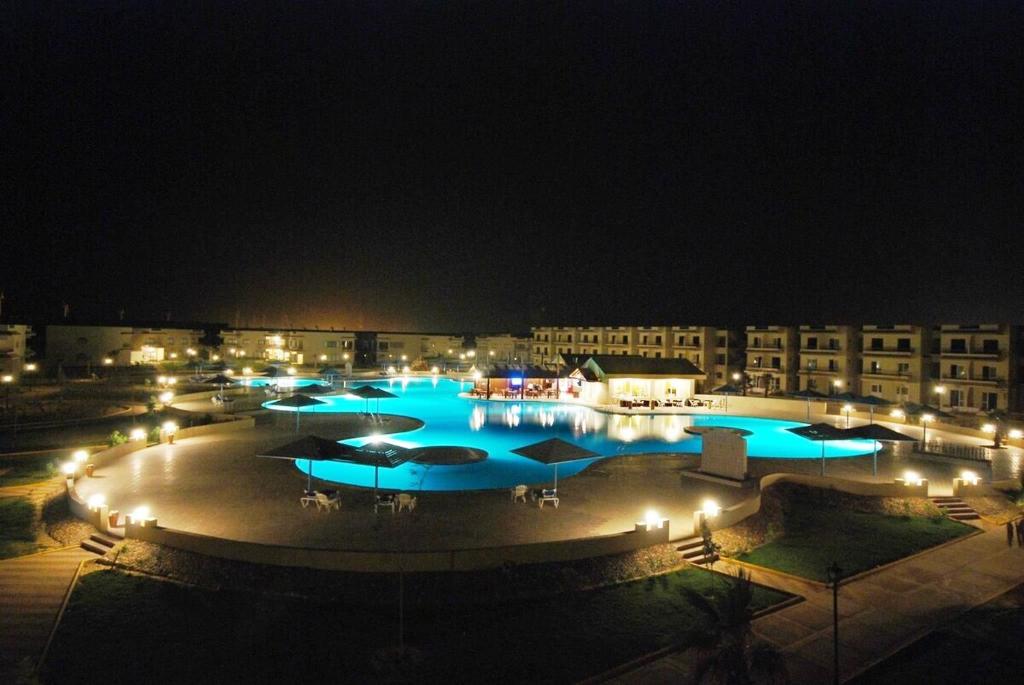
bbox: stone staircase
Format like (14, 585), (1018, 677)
(930, 496), (980, 522)
(80, 532), (119, 557)
(676, 536), (719, 566)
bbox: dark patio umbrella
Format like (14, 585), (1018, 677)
(349, 385), (398, 418)
(786, 423), (848, 477)
(319, 366), (342, 385)
(261, 366), (283, 378)
(338, 440), (413, 497)
(510, 437), (600, 490)
(853, 394), (892, 425)
(843, 424), (916, 477)
(788, 388), (828, 420)
(271, 393), (327, 431)
(257, 435), (356, 492)
(711, 384), (741, 394)
(202, 373), (236, 408)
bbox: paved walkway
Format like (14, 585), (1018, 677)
(609, 523), (1024, 683)
(0, 547), (95, 673)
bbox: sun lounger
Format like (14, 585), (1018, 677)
(315, 490), (340, 511)
(375, 493), (396, 514)
(531, 488), (559, 509)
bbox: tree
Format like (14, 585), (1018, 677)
(700, 518), (720, 572)
(682, 569), (789, 685)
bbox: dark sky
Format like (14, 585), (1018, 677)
(3, 1), (1023, 332)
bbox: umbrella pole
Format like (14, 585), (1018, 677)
(872, 439), (878, 477)
(307, 459), (312, 492)
(553, 463), (558, 490)
(295, 408), (300, 432)
(806, 398), (811, 422)
(375, 465), (379, 498)
(820, 440), (826, 477)
(869, 406), (874, 425)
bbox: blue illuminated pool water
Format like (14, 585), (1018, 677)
(265, 377), (873, 491)
(243, 377), (328, 388)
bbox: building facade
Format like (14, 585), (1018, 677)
(46, 323), (212, 367)
(931, 324), (1020, 413)
(858, 324), (931, 405)
(220, 328), (357, 366)
(745, 325), (799, 395)
(0, 324), (33, 375)
(798, 325), (859, 395)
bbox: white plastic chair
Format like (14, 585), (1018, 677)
(510, 484), (527, 503)
(397, 493), (417, 512)
(315, 491), (340, 511)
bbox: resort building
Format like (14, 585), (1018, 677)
(713, 328), (746, 388)
(570, 354), (706, 406)
(472, 334), (532, 365)
(668, 326), (715, 392)
(0, 324), (34, 375)
(744, 325), (799, 395)
(858, 324), (932, 405)
(373, 331), (466, 368)
(797, 325), (859, 395)
(220, 328), (357, 366)
(45, 323), (217, 367)
(930, 324), (1021, 413)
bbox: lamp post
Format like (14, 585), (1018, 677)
(826, 562), (843, 685)
(1, 374), (12, 414)
(842, 403), (853, 428)
(832, 378), (843, 396)
(933, 384), (946, 410)
(732, 371), (745, 396)
(921, 413), (934, 448)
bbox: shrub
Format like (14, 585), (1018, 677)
(108, 430), (129, 446)
(148, 426), (162, 444)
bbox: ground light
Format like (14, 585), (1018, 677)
(159, 391), (174, 404)
(24, 363), (37, 372)
(130, 428), (146, 441)
(960, 470), (980, 485)
(72, 449), (88, 464)
(162, 421), (178, 444)
(129, 506), (151, 525)
(103, 358), (113, 365)
(61, 462), (77, 477)
(902, 470), (923, 486)
(890, 408), (904, 419)
(1010, 429), (1023, 440)
(701, 499), (721, 518)
(87, 494), (106, 510)
(643, 509), (663, 530)
(242, 367), (253, 375)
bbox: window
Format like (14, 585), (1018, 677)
(771, 357), (781, 369)
(716, 336), (725, 347)
(897, 362), (909, 375)
(897, 338), (911, 351)
(828, 338), (840, 350)
(806, 337), (818, 350)
(949, 364), (965, 378)
(622, 336), (628, 344)
(773, 338), (782, 348)
(752, 337), (761, 348)
(871, 338), (883, 350)
(693, 354), (699, 364)
(981, 365), (997, 380)
(897, 385), (908, 396)
(753, 356), (763, 367)
(715, 353), (725, 364)
(716, 371), (723, 380)
(869, 361), (880, 373)
(678, 335), (685, 345)
(982, 392), (998, 410)
(807, 379), (817, 390)
(949, 389), (963, 407)
(828, 359), (838, 371)
(326, 341), (337, 348)
(807, 359), (818, 370)
(691, 336), (699, 346)
(871, 384), (882, 393)
(655, 352), (661, 358)
(950, 338), (966, 353)
(655, 335), (662, 345)
(982, 339), (999, 353)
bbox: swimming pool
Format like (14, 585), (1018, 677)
(243, 377), (329, 388)
(265, 377), (874, 491)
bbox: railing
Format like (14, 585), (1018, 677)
(913, 441), (991, 462)
(864, 347), (914, 354)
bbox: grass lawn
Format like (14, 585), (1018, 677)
(0, 454), (56, 487)
(0, 497), (39, 559)
(44, 566), (790, 683)
(737, 502), (974, 582)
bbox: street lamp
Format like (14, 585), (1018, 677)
(933, 384), (946, 409)
(842, 403), (853, 428)
(1, 374), (13, 413)
(832, 379), (843, 396)
(826, 562), (843, 685)
(921, 413), (934, 446)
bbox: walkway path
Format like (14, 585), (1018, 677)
(609, 523), (1024, 683)
(0, 547), (96, 672)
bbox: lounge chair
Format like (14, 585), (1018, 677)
(315, 490), (340, 511)
(531, 488), (559, 509)
(510, 484), (527, 503)
(300, 491), (318, 508)
(397, 493), (417, 512)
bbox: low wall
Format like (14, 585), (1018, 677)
(122, 519), (670, 573)
(164, 415), (255, 442)
(707, 472), (932, 532)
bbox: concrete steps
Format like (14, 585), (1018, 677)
(676, 536), (718, 566)
(930, 496), (981, 521)
(80, 532), (118, 557)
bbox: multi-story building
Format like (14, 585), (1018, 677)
(220, 328), (357, 366)
(798, 325), (859, 395)
(744, 325), (798, 395)
(473, 334), (531, 365)
(930, 324), (1020, 413)
(374, 332), (465, 368)
(46, 323), (217, 366)
(636, 326), (670, 358)
(858, 325), (931, 404)
(668, 326), (714, 392)
(713, 328), (746, 388)
(574, 326), (604, 357)
(0, 324), (33, 375)
(603, 326), (637, 357)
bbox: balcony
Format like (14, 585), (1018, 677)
(747, 343), (783, 351)
(863, 347), (914, 356)
(938, 348), (1002, 359)
(861, 370), (913, 380)
(800, 346), (840, 354)
(940, 375), (1004, 387)
(797, 368), (840, 375)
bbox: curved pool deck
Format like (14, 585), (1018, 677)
(262, 377), (877, 491)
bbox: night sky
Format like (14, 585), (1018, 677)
(3, 2), (1023, 332)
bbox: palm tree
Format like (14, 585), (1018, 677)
(682, 569), (788, 684)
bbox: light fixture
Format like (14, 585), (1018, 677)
(159, 391), (174, 403)
(162, 421), (178, 434)
(167, 377), (177, 385)
(287, 367), (296, 375)
(320, 354), (327, 361)
(242, 366), (253, 375)
(702, 499), (721, 518)
(431, 366), (440, 374)
(130, 506), (151, 525)
(960, 470), (980, 485)
(643, 509), (663, 530)
(24, 363), (37, 372)
(87, 494), (106, 510)
(982, 423), (996, 434)
(1, 374), (13, 383)
(61, 462), (77, 476)
(1009, 429), (1023, 440)
(103, 357), (113, 365)
(890, 409), (905, 419)
(130, 428), (146, 441)
(157, 375), (167, 384)
(72, 449), (89, 463)
(902, 470), (923, 486)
